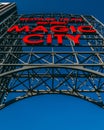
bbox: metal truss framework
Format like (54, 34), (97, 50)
(0, 13), (104, 109)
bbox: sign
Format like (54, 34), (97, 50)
(7, 17), (97, 46)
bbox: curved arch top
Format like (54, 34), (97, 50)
(0, 66), (104, 109)
(0, 65), (104, 77)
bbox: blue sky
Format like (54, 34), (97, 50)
(0, 0), (104, 130)
(1, 0), (104, 21)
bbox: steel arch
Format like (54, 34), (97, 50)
(0, 66), (104, 109)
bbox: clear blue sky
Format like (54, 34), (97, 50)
(0, 0), (104, 130)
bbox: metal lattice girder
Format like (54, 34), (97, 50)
(0, 3), (22, 105)
(0, 13), (104, 109)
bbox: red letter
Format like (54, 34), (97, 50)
(50, 21), (66, 25)
(78, 26), (96, 34)
(19, 17), (28, 21)
(51, 26), (68, 33)
(66, 34), (81, 45)
(45, 18), (56, 21)
(70, 18), (84, 23)
(54, 34), (65, 45)
(23, 34), (44, 45)
(59, 18), (69, 22)
(37, 22), (49, 25)
(31, 26), (48, 33)
(7, 25), (30, 33)
(46, 34), (52, 45)
(70, 26), (77, 33)
(37, 18), (44, 21)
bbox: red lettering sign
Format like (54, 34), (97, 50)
(7, 17), (97, 46)
(23, 34), (44, 45)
